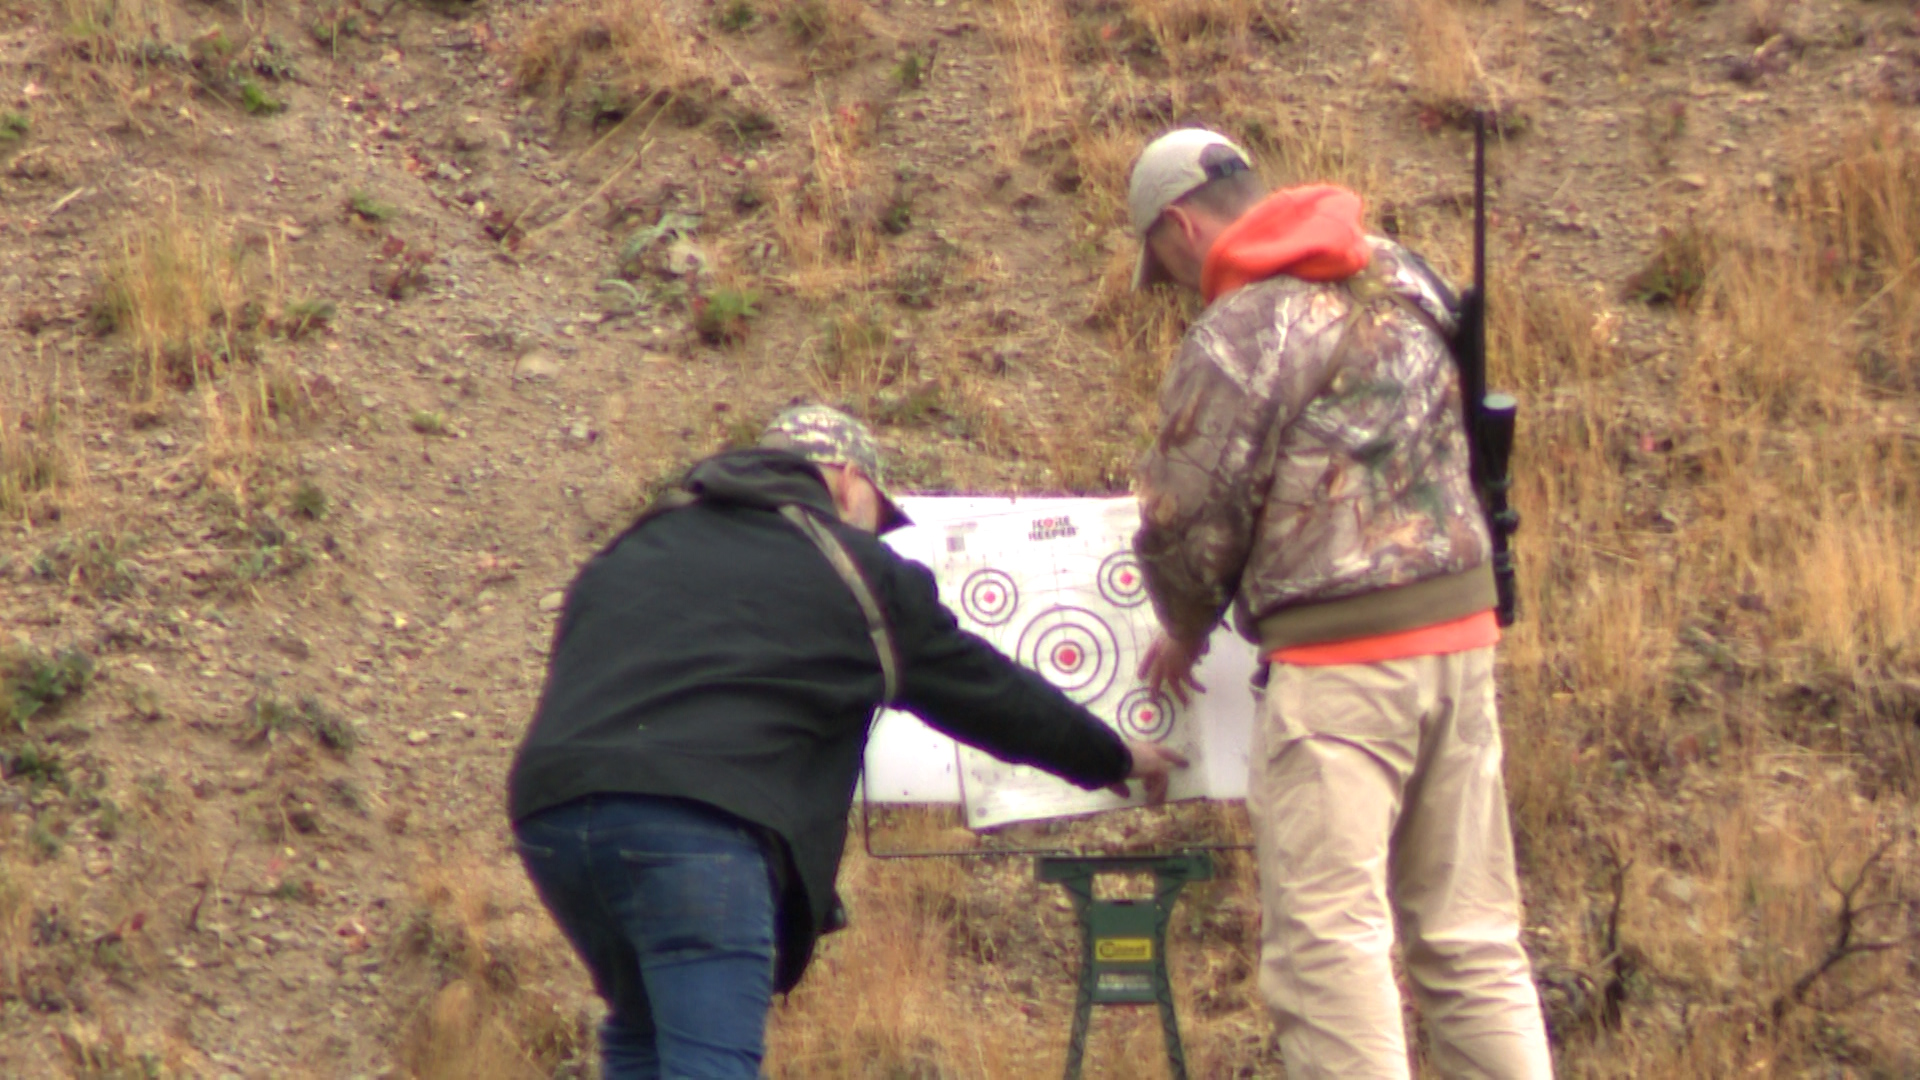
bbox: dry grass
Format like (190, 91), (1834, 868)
(56, 0), (182, 100)
(101, 196), (265, 406)
(505, 22), (1920, 1071)
(0, 346), (78, 521)
(986, 0), (1073, 157)
(58, 0), (177, 62)
(513, 0), (708, 108)
(0, 858), (32, 1000)
(1400, 0), (1536, 127)
(767, 100), (889, 305)
(95, 196), (324, 508)
(1477, 113), (1920, 1074)
(767, 807), (1274, 1077)
(766, 821), (1003, 1078)
(1123, 0), (1291, 78)
(780, 0), (869, 76)
(16, 0), (1911, 1075)
(1614, 0), (1680, 67)
(806, 300), (911, 403)
(1403, 0), (1485, 115)
(395, 856), (587, 1080)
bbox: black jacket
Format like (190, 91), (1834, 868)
(507, 449), (1132, 990)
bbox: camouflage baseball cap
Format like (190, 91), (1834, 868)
(759, 405), (911, 532)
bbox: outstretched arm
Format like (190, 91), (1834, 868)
(884, 557), (1186, 801)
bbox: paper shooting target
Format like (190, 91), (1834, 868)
(1096, 552), (1148, 608)
(1116, 688), (1176, 742)
(1014, 606), (1120, 705)
(959, 569), (1019, 627)
(914, 498), (1237, 830)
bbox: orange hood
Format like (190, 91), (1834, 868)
(1201, 185), (1371, 304)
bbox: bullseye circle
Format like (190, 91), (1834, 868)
(1097, 552), (1148, 608)
(1015, 606), (1119, 704)
(960, 569), (1019, 627)
(1117, 688), (1176, 742)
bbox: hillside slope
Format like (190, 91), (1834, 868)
(2, 0), (1917, 1076)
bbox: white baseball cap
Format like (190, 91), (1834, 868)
(1127, 128), (1254, 289)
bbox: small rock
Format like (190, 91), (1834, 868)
(665, 237), (707, 278)
(1675, 173), (1708, 191)
(538, 591), (566, 612)
(513, 351), (562, 380)
(406, 729), (432, 745)
(1654, 873), (1697, 907)
(269, 634), (312, 660)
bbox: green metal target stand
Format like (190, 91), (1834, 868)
(859, 766), (1239, 1080)
(1038, 852), (1214, 1080)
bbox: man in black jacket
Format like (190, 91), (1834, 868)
(508, 405), (1187, 1080)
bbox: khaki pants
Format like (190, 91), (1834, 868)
(1248, 648), (1552, 1079)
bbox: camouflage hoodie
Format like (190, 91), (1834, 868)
(1134, 185), (1495, 650)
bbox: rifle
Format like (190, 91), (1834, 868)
(1451, 112), (1521, 626)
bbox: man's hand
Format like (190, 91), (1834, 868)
(1108, 741), (1191, 804)
(1138, 633), (1209, 706)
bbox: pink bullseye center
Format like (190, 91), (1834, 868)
(1119, 572), (1135, 587)
(1052, 644), (1081, 670)
(1140, 708), (1155, 722)
(981, 589), (999, 606)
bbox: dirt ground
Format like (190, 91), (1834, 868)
(2, 0), (1918, 1076)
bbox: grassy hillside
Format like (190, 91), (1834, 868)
(1, 0), (1916, 1075)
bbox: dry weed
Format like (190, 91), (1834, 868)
(402, 978), (578, 1080)
(986, 0), (1073, 155)
(1125, 0), (1291, 74)
(808, 300), (912, 405)
(513, 0), (708, 108)
(96, 198), (325, 506)
(1791, 114), (1920, 390)
(0, 346), (77, 521)
(101, 196), (266, 406)
(781, 0), (868, 75)
(1403, 0), (1485, 117)
(1401, 0), (1534, 127)
(767, 102), (888, 301)
(1795, 492), (1920, 679)
(1491, 273), (1620, 391)
(0, 857), (32, 997)
(1238, 108), (1379, 195)
(766, 812), (1026, 1078)
(396, 856), (587, 1080)
(58, 0), (178, 62)
(1615, 0), (1679, 67)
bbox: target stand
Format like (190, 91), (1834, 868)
(1038, 852), (1214, 1080)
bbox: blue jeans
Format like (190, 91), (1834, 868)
(514, 794), (778, 1080)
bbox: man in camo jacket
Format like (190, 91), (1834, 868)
(1126, 129), (1553, 1079)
